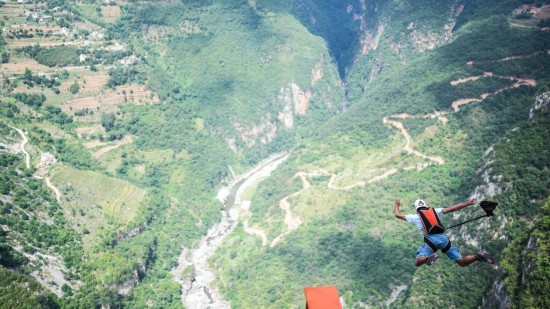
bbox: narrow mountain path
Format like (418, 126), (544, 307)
(45, 177), (62, 203)
(385, 53), (537, 166)
(269, 172), (313, 247)
(2, 121), (63, 202)
(2, 121), (30, 169)
(495, 49), (550, 62)
(1, 121), (69, 296)
(382, 115), (446, 165)
(451, 75), (536, 112)
(32, 175), (62, 203)
(242, 201), (268, 246)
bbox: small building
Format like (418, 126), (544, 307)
(39, 152), (57, 167)
(120, 55), (139, 66)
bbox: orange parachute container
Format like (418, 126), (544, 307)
(304, 286), (342, 309)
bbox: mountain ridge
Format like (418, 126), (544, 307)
(0, 0), (549, 308)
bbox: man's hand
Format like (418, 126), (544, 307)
(394, 198), (406, 221)
(467, 199), (477, 206)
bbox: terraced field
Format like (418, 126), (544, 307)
(49, 164), (147, 247)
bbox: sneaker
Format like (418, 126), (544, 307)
(476, 250), (495, 265)
(426, 252), (439, 266)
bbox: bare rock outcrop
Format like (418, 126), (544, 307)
(116, 240), (156, 296)
(529, 91), (550, 119)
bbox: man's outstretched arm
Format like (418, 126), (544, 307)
(442, 199), (477, 214)
(394, 198), (406, 221)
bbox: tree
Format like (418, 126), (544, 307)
(1, 52), (9, 64)
(13, 93), (46, 109)
(62, 284), (73, 296)
(101, 113), (116, 131)
(24, 68), (33, 81)
(69, 82), (80, 94)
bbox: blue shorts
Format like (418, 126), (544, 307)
(416, 234), (462, 262)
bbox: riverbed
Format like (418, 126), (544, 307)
(171, 152), (289, 308)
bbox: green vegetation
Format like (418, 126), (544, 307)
(211, 6), (550, 309)
(0, 267), (59, 308)
(42, 105), (73, 126)
(501, 199), (550, 308)
(0, 129), (81, 308)
(20, 45), (80, 67)
(107, 67), (137, 87)
(13, 92), (46, 109)
(69, 82), (80, 94)
(49, 164), (147, 227)
(0, 28), (5, 50)
(12, 92), (72, 126)
(1, 52), (9, 64)
(489, 104), (550, 218)
(20, 68), (61, 89)
(17, 44), (133, 68)
(0, 0), (548, 308)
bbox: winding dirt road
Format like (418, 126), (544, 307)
(2, 121), (63, 203)
(269, 172), (313, 247)
(385, 54), (537, 167)
(2, 121), (30, 169)
(382, 116), (445, 165)
(45, 177), (62, 203)
(244, 52), (542, 246)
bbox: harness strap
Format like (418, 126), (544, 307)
(423, 236), (452, 254)
(423, 236), (437, 253)
(442, 240), (452, 253)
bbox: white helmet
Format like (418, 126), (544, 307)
(414, 199), (427, 209)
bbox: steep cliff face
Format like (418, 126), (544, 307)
(482, 93), (550, 308)
(228, 0), (468, 149)
(290, 0), (362, 77)
(227, 52), (344, 153)
(117, 239), (155, 296)
(327, 0), (478, 106)
(491, 199), (550, 309)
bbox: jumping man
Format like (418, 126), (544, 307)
(394, 198), (494, 267)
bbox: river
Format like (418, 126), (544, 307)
(171, 152), (290, 309)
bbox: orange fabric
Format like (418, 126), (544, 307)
(422, 209), (439, 226)
(419, 208), (440, 234)
(304, 286), (342, 309)
(418, 209), (429, 233)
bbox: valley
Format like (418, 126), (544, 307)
(1, 0), (549, 308)
(172, 152), (288, 308)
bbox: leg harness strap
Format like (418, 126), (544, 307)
(424, 236), (452, 254)
(442, 240), (452, 253)
(424, 236), (437, 252)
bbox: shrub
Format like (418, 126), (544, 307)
(69, 82), (80, 94)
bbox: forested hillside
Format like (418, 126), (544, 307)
(0, 0), (549, 308)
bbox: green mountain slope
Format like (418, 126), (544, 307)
(211, 2), (550, 308)
(0, 0), (549, 308)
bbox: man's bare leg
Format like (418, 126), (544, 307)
(456, 255), (478, 267)
(416, 251), (439, 266)
(415, 256), (427, 267)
